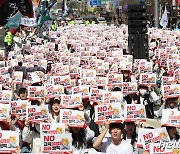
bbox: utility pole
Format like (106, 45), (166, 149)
(154, 0), (159, 28)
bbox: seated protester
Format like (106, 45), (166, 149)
(69, 125), (95, 154)
(133, 85), (158, 119)
(124, 122), (138, 154)
(155, 97), (179, 118)
(93, 121), (133, 154)
(166, 126), (180, 142)
(49, 99), (61, 123)
(22, 121), (41, 153)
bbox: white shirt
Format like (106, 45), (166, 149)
(102, 138), (133, 154)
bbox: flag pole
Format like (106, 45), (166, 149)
(154, 0), (159, 28)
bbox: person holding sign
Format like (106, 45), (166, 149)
(93, 121), (133, 153)
(134, 85), (158, 119)
(155, 97), (179, 118)
(49, 99), (61, 123)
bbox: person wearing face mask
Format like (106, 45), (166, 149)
(134, 85), (158, 119)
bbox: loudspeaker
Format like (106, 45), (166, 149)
(128, 34), (149, 59)
(128, 4), (147, 34)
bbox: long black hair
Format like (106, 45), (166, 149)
(70, 127), (86, 149)
(124, 122), (137, 150)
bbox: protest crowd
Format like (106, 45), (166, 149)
(0, 21), (180, 154)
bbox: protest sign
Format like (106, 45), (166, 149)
(27, 86), (45, 100)
(161, 109), (180, 128)
(138, 62), (153, 73)
(0, 131), (19, 153)
(162, 76), (176, 85)
(107, 74), (123, 86)
(50, 75), (71, 87)
(96, 77), (108, 87)
(0, 90), (12, 104)
(141, 127), (170, 151)
(55, 65), (69, 76)
(94, 103), (123, 124)
(90, 88), (104, 103)
(139, 73), (156, 86)
(41, 133), (72, 153)
(83, 69), (96, 78)
(2, 76), (12, 90)
(122, 82), (137, 94)
(150, 142), (180, 154)
(61, 94), (82, 108)
(26, 105), (49, 123)
(124, 104), (146, 122)
(11, 100), (30, 117)
(40, 122), (65, 134)
(103, 92), (123, 104)
(45, 84), (64, 99)
(78, 77), (96, 87)
(161, 84), (180, 98)
(12, 71), (23, 84)
(72, 86), (90, 98)
(59, 109), (84, 127)
(0, 104), (11, 121)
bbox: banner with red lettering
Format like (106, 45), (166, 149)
(26, 105), (49, 123)
(141, 127), (170, 151)
(72, 86), (90, 98)
(61, 94), (82, 108)
(59, 109), (84, 127)
(139, 73), (156, 86)
(12, 71), (23, 84)
(27, 86), (45, 100)
(107, 74), (123, 86)
(161, 84), (180, 98)
(11, 100), (30, 119)
(124, 104), (146, 122)
(40, 122), (65, 134)
(0, 104), (10, 121)
(0, 131), (19, 153)
(0, 90), (12, 104)
(122, 82), (137, 94)
(45, 84), (64, 99)
(41, 133), (72, 153)
(161, 109), (180, 128)
(94, 103), (123, 124)
(150, 142), (180, 154)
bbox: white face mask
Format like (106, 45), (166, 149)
(139, 89), (147, 96)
